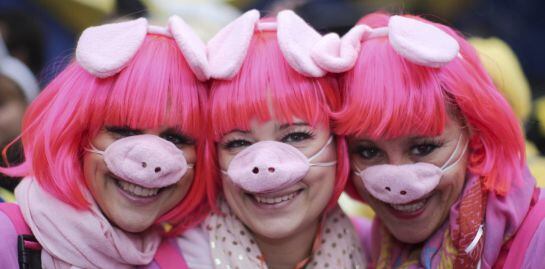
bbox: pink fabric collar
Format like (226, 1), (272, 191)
(15, 178), (161, 269)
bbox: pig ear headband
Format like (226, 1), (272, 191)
(313, 15), (460, 70)
(76, 16), (209, 81)
(207, 9), (358, 79)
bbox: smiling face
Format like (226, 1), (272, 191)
(83, 125), (196, 233)
(348, 115), (469, 243)
(217, 118), (337, 240)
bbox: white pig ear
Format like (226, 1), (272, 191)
(276, 10), (325, 77)
(207, 9), (260, 79)
(169, 15), (210, 81)
(388, 15), (459, 67)
(311, 24), (370, 73)
(76, 18), (148, 78)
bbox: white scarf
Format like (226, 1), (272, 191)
(205, 200), (366, 269)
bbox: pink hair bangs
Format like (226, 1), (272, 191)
(336, 13), (525, 196)
(209, 31), (339, 139)
(1, 35), (210, 233)
(208, 30), (348, 210)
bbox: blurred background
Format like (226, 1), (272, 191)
(0, 0), (544, 211)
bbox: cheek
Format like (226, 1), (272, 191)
(221, 175), (239, 202)
(437, 167), (466, 205)
(217, 148), (234, 171)
(164, 169), (195, 210)
(305, 165), (336, 211)
(82, 153), (102, 193)
(350, 173), (367, 200)
(182, 146), (197, 164)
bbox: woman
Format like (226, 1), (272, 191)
(335, 12), (545, 268)
(180, 10), (365, 269)
(0, 17), (211, 268)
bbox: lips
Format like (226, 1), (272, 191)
(385, 196), (431, 219)
(110, 173), (172, 199)
(389, 198), (427, 213)
(246, 186), (305, 208)
(253, 190), (301, 205)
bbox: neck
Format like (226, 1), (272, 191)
(253, 219), (320, 269)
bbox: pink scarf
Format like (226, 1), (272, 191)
(368, 168), (536, 269)
(15, 178), (162, 269)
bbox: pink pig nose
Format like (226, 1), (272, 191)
(251, 165), (276, 174)
(103, 135), (190, 188)
(359, 163), (442, 204)
(227, 141), (310, 193)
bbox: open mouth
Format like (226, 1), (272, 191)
(246, 188), (304, 208)
(385, 196), (431, 219)
(389, 198), (428, 213)
(110, 173), (172, 199)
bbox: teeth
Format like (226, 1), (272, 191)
(254, 192), (298, 205)
(390, 199), (426, 213)
(117, 180), (159, 197)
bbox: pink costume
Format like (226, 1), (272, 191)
(0, 16), (209, 269)
(330, 13), (545, 268)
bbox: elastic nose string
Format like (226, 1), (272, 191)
(440, 135), (469, 173)
(308, 136), (337, 167)
(85, 144), (104, 156)
(85, 143), (194, 168)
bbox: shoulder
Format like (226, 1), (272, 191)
(0, 210), (20, 268)
(176, 224), (214, 269)
(520, 213), (545, 268)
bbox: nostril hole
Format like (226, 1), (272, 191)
(142, 162), (147, 168)
(155, 167), (161, 173)
(385, 187), (391, 192)
(400, 190), (407, 195)
(252, 167), (259, 174)
(268, 167), (275, 173)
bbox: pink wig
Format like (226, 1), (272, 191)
(0, 35), (211, 235)
(208, 28), (349, 211)
(336, 13), (525, 196)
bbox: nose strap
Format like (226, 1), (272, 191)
(85, 143), (194, 168)
(308, 136), (337, 167)
(440, 135), (468, 173)
(86, 144), (104, 156)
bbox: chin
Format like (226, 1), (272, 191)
(117, 220), (155, 233)
(389, 228), (431, 244)
(250, 218), (301, 240)
(110, 210), (157, 233)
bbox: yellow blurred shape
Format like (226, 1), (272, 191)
(470, 37), (532, 123)
(35, 0), (115, 32)
(339, 193), (374, 219)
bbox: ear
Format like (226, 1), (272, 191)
(169, 16), (210, 81)
(388, 15), (459, 68)
(207, 9), (260, 79)
(311, 24), (369, 73)
(76, 18), (148, 78)
(276, 10), (325, 77)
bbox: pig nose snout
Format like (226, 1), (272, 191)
(251, 166), (276, 174)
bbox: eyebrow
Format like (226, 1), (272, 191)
(279, 122), (310, 130)
(161, 127), (192, 137)
(226, 128), (251, 134)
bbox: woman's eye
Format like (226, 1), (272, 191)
(161, 133), (194, 146)
(357, 146), (380, 160)
(105, 126), (141, 137)
(281, 132), (313, 143)
(411, 144), (438, 156)
(224, 139), (252, 149)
